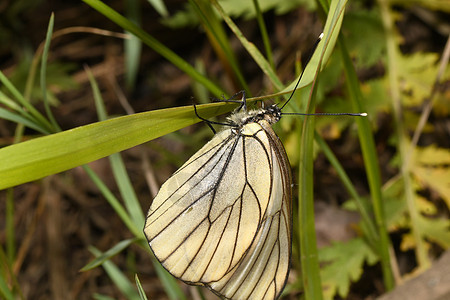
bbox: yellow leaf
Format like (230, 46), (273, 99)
(412, 145), (450, 208)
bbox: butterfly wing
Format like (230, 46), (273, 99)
(144, 120), (292, 299)
(209, 120), (292, 299)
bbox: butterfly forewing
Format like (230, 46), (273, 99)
(144, 114), (292, 299)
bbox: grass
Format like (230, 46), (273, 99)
(1, 0), (449, 299)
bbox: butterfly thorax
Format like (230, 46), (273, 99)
(226, 104), (282, 128)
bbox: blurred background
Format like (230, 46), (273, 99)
(0, 0), (449, 299)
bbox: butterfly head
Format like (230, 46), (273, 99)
(226, 104), (282, 128)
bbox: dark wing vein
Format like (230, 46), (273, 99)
(206, 121), (292, 300)
(146, 133), (236, 223)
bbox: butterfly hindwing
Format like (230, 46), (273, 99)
(209, 120), (292, 299)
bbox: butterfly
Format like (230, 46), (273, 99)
(144, 96), (292, 299)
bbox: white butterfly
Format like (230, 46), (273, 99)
(144, 99), (292, 299)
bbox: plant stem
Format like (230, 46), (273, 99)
(338, 36), (395, 290)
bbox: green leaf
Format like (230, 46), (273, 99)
(417, 215), (450, 249)
(343, 9), (385, 67)
(0, 102), (236, 189)
(397, 52), (440, 106)
(412, 145), (450, 208)
(81, 238), (138, 271)
(319, 238), (378, 300)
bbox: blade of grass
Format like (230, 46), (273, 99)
(210, 0), (283, 90)
(0, 108), (50, 134)
(0, 102), (237, 189)
(314, 133), (379, 245)
(86, 66), (146, 227)
(82, 165), (187, 299)
(146, 0), (169, 18)
(151, 257), (188, 300)
(0, 247), (23, 300)
(5, 189), (14, 264)
(0, 71), (53, 133)
(82, 166), (141, 238)
(40, 13), (60, 132)
(124, 0), (142, 90)
(338, 35), (395, 290)
(82, 0), (224, 98)
(296, 1), (351, 298)
(135, 274), (148, 300)
(81, 239), (138, 271)
(0, 91), (24, 112)
(298, 70), (322, 300)
(190, 0), (250, 93)
(0, 273), (14, 300)
(252, 0), (274, 69)
(109, 153), (146, 227)
(89, 247), (140, 300)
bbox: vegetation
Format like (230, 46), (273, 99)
(0, 0), (449, 299)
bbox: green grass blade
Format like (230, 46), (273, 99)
(338, 36), (394, 290)
(145, 0), (169, 17)
(110, 153), (145, 228)
(89, 247), (140, 300)
(252, 0), (274, 69)
(299, 119), (323, 300)
(0, 274), (14, 300)
(211, 0), (283, 90)
(5, 189), (15, 264)
(314, 133), (379, 245)
(0, 102), (237, 189)
(0, 91), (24, 113)
(298, 65), (324, 300)
(125, 0), (142, 90)
(0, 108), (50, 134)
(0, 71), (53, 132)
(135, 274), (148, 300)
(0, 247), (23, 300)
(86, 66), (107, 121)
(151, 256), (187, 300)
(82, 0), (224, 97)
(40, 13), (61, 132)
(86, 65), (146, 228)
(81, 238), (138, 271)
(297, 1), (349, 298)
(82, 165), (142, 237)
(190, 0), (250, 93)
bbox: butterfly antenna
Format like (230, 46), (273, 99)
(281, 32), (324, 110)
(282, 112), (367, 117)
(193, 102), (217, 134)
